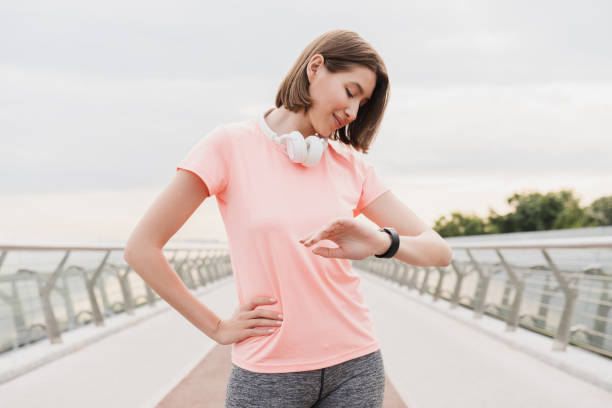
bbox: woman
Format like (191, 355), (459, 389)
(124, 29), (452, 408)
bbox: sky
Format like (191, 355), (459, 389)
(1, 0), (611, 244)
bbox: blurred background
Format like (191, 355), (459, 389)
(1, 0), (611, 243)
(1, 3), (612, 406)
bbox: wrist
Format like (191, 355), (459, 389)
(374, 227), (401, 258)
(374, 229), (393, 256)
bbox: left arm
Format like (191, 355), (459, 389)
(299, 191), (453, 267)
(362, 191), (453, 267)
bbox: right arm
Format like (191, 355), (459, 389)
(123, 169), (222, 338)
(123, 169), (283, 344)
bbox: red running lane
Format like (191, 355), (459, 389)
(156, 344), (408, 407)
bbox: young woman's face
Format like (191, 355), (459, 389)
(306, 55), (376, 137)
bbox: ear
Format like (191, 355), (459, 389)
(306, 54), (324, 83)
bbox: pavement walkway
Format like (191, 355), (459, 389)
(0, 269), (610, 408)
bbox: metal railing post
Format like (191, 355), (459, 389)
(419, 267), (431, 295)
(85, 250), (111, 326)
(39, 250), (71, 344)
(495, 250), (524, 332)
(449, 260), (467, 309)
(466, 249), (491, 319)
(541, 249), (578, 351)
(433, 267), (446, 302)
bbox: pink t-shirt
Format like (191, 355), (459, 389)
(176, 116), (390, 373)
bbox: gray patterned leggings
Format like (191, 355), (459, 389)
(225, 349), (385, 408)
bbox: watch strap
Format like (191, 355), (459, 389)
(374, 227), (400, 258)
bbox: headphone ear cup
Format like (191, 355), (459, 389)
(284, 131), (308, 163)
(302, 135), (326, 167)
(260, 111), (328, 166)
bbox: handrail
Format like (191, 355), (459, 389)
(354, 235), (612, 358)
(2, 236), (610, 360)
(0, 242), (232, 354)
(447, 236), (612, 249)
(0, 242), (227, 251)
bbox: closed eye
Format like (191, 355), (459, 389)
(345, 88), (353, 98)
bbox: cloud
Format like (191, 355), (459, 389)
(1, 0), (611, 241)
(1, 66), (610, 196)
(373, 82), (612, 177)
(0, 65), (274, 194)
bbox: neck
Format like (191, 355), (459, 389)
(264, 107), (323, 139)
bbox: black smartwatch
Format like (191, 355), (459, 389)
(374, 227), (400, 258)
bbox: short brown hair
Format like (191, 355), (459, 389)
(275, 29), (390, 154)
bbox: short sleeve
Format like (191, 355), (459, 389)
(176, 125), (231, 197)
(353, 159), (391, 217)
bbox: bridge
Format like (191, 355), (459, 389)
(0, 238), (610, 407)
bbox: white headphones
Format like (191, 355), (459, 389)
(259, 108), (328, 167)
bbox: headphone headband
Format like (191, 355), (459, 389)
(259, 109), (328, 167)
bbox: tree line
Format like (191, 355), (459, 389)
(433, 190), (612, 238)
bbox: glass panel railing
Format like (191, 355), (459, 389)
(0, 242), (231, 354)
(353, 236), (612, 358)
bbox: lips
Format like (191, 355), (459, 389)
(333, 114), (343, 129)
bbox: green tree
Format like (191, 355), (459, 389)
(487, 189), (589, 232)
(586, 196), (612, 226)
(552, 190), (596, 229)
(435, 190), (610, 237)
(433, 212), (489, 237)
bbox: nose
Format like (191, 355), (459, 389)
(344, 102), (359, 124)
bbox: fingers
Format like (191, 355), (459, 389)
(246, 309), (284, 322)
(299, 221), (332, 245)
(299, 234), (315, 245)
(249, 318), (283, 328)
(241, 296), (277, 311)
(299, 219), (349, 247)
(247, 327), (279, 337)
(244, 309), (284, 337)
(300, 227), (330, 247)
(311, 246), (344, 258)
